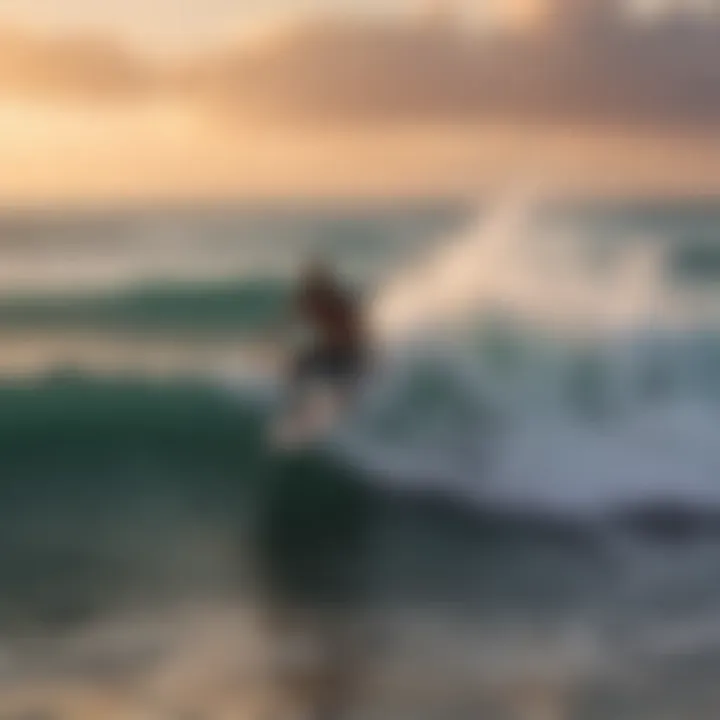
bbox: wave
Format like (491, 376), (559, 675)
(4, 195), (720, 528)
(2, 366), (720, 637)
(4, 370), (720, 533)
(0, 373), (383, 628)
(0, 278), (289, 335)
(332, 194), (720, 520)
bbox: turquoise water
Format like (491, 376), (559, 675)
(1, 198), (720, 718)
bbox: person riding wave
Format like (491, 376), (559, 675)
(288, 260), (369, 404)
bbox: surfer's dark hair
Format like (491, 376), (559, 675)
(302, 257), (337, 287)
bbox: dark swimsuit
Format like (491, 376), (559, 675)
(291, 282), (368, 388)
(291, 344), (366, 386)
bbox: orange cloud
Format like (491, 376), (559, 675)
(0, 25), (154, 99)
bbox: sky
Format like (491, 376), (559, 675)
(0, 0), (408, 50)
(0, 0), (690, 49)
(1, 0), (720, 204)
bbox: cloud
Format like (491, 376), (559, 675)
(186, 12), (720, 127)
(0, 25), (154, 99)
(2, 9), (720, 127)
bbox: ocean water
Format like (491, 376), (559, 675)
(1, 197), (720, 719)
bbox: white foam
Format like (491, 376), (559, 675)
(336, 192), (720, 518)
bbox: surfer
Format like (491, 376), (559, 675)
(286, 260), (369, 411)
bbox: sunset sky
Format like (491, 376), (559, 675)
(2, 0), (416, 50)
(1, 0), (719, 204)
(0, 0), (687, 50)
